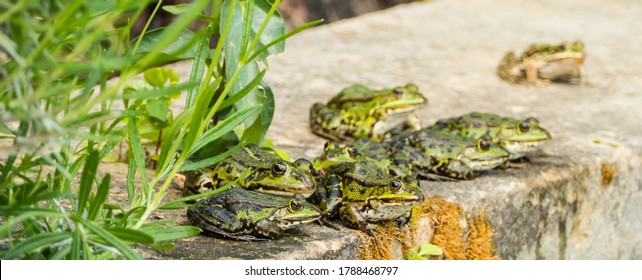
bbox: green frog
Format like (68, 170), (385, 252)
(187, 186), (322, 241)
(313, 139), (390, 172)
(432, 112), (552, 160)
(316, 161), (424, 236)
(383, 128), (510, 180)
(497, 40), (585, 84)
(183, 144), (316, 198)
(310, 83), (427, 142)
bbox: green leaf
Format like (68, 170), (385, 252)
(77, 150), (100, 215)
(141, 226), (202, 243)
(222, 0), (281, 129)
(127, 112), (150, 195)
(120, 82), (191, 100)
(146, 98), (170, 121)
(87, 174), (111, 221)
(129, 28), (200, 62)
(186, 25), (212, 108)
(159, 185), (233, 209)
(132, 0), (209, 70)
(218, 69), (266, 110)
(417, 242), (443, 256)
(179, 141), (242, 172)
(107, 227), (154, 244)
(3, 231), (73, 259)
(241, 80), (274, 145)
(187, 104), (261, 158)
(75, 217), (142, 260)
(144, 67), (177, 88)
(162, 4), (198, 15)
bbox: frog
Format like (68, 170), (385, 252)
(310, 83), (428, 142)
(431, 112), (552, 160)
(497, 40), (585, 85)
(183, 144), (316, 198)
(383, 128), (510, 180)
(187, 186), (322, 241)
(315, 161), (424, 237)
(313, 139), (390, 172)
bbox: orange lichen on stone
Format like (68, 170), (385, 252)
(419, 196), (467, 260)
(356, 222), (398, 260)
(465, 210), (499, 260)
(357, 196), (499, 260)
(600, 162), (616, 188)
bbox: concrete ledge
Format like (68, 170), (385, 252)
(124, 0), (641, 259)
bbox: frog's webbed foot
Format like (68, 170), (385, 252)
(394, 216), (410, 229)
(339, 204), (381, 244)
(363, 225), (383, 246)
(497, 51), (522, 84)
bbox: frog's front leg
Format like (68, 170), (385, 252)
(339, 203), (379, 238)
(319, 174), (343, 217)
(253, 218), (282, 240)
(404, 115), (423, 131)
(310, 103), (348, 142)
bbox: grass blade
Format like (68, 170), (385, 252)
(186, 26), (212, 108)
(3, 231), (73, 259)
(107, 227), (154, 244)
(77, 150), (100, 215)
(187, 104), (261, 158)
(219, 69), (266, 110)
(178, 142), (242, 172)
(87, 174), (111, 221)
(75, 217), (142, 260)
(127, 113), (150, 196)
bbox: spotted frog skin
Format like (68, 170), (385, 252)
(183, 144), (316, 198)
(432, 112), (552, 160)
(315, 161), (424, 236)
(310, 83), (427, 142)
(187, 186), (321, 241)
(313, 139), (390, 172)
(383, 128), (510, 180)
(497, 41), (585, 85)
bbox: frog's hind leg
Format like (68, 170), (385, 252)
(309, 103), (351, 142)
(187, 205), (248, 240)
(497, 51), (522, 84)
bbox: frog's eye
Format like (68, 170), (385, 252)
(477, 139), (491, 151)
(345, 147), (357, 158)
(389, 180), (403, 193)
(288, 199), (303, 212)
(392, 88), (404, 99)
(272, 162), (288, 176)
(518, 122), (531, 133)
(524, 117), (539, 124)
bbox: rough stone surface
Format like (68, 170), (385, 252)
(133, 0), (641, 259)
